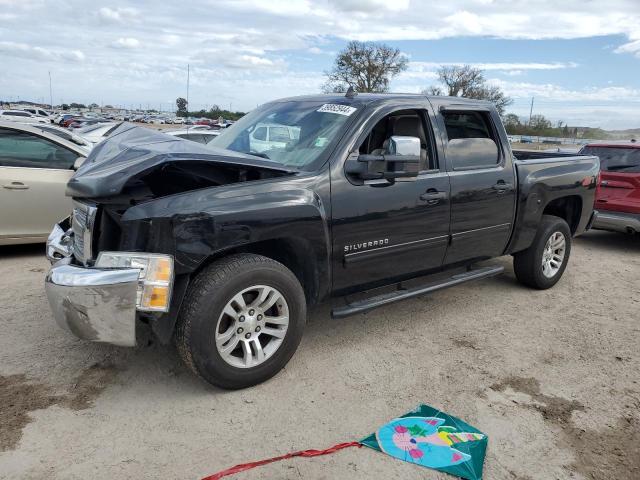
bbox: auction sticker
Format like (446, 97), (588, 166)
(317, 104), (357, 116)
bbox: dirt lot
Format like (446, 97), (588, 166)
(0, 231), (638, 480)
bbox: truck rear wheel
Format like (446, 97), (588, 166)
(175, 254), (306, 389)
(513, 215), (572, 290)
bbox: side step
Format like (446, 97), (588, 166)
(331, 265), (504, 319)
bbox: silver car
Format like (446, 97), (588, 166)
(0, 122), (90, 245)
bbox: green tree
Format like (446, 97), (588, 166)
(323, 41), (408, 93)
(503, 113), (522, 133)
(529, 114), (552, 131)
(176, 97), (188, 117)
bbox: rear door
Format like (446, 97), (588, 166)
(0, 128), (77, 242)
(433, 103), (516, 264)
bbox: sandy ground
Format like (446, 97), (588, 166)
(0, 230), (638, 480)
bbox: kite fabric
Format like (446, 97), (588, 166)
(200, 404), (487, 480)
(361, 404), (488, 480)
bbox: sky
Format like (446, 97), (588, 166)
(2, 0), (640, 129)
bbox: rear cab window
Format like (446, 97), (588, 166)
(580, 146), (640, 173)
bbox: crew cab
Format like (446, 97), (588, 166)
(44, 94), (599, 389)
(579, 142), (640, 234)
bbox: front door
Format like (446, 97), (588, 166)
(0, 128), (76, 242)
(435, 107), (516, 264)
(330, 107), (451, 294)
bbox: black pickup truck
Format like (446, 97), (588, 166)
(45, 93), (599, 389)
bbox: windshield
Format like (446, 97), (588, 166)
(581, 146), (640, 173)
(208, 100), (358, 170)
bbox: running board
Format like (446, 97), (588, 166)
(331, 265), (504, 319)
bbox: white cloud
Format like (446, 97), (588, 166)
(98, 6), (138, 24)
(110, 37), (141, 49)
(1, 0), (640, 129)
(489, 79), (640, 102)
(615, 39), (640, 57)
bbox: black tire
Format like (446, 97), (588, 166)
(513, 215), (572, 290)
(175, 254), (306, 389)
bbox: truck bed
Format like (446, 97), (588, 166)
(512, 150), (589, 161)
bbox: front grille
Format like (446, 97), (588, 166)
(71, 201), (98, 264)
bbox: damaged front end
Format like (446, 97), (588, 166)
(45, 124), (296, 347)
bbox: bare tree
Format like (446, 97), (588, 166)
(323, 41), (408, 93)
(423, 65), (512, 115)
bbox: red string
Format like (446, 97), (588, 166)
(201, 441), (362, 480)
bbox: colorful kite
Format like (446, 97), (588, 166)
(202, 404), (488, 480)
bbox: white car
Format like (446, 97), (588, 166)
(31, 124), (92, 148)
(249, 123), (300, 153)
(0, 121), (90, 245)
(166, 128), (220, 144)
(0, 110), (48, 124)
(23, 107), (51, 119)
(172, 117), (185, 124)
(75, 122), (122, 144)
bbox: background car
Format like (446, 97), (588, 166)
(0, 121), (89, 245)
(249, 122), (301, 153)
(0, 110), (48, 124)
(74, 122), (122, 144)
(23, 107), (51, 119)
(166, 128), (220, 144)
(30, 124), (92, 148)
(579, 141), (640, 234)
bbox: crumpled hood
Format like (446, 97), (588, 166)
(66, 122), (296, 198)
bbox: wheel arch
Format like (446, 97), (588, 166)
(542, 195), (582, 234)
(193, 236), (324, 306)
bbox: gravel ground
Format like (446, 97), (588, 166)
(0, 230), (638, 480)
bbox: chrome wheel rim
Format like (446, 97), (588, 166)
(542, 231), (566, 278)
(215, 285), (289, 369)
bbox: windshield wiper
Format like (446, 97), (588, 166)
(241, 151), (270, 160)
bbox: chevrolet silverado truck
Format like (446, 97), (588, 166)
(45, 93), (599, 389)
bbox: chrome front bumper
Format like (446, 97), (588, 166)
(45, 223), (140, 347)
(592, 210), (640, 234)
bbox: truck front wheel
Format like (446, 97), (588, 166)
(513, 215), (572, 290)
(175, 254), (306, 389)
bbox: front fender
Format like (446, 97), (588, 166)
(119, 179), (331, 285)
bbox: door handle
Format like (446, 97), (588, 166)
(419, 189), (447, 205)
(492, 181), (513, 194)
(3, 182), (29, 190)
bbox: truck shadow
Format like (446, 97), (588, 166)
(575, 230), (640, 253)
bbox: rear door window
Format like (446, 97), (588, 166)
(580, 146), (640, 173)
(442, 111), (500, 169)
(0, 128), (77, 169)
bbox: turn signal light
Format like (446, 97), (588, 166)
(96, 252), (174, 312)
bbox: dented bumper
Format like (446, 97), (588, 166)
(45, 256), (140, 347)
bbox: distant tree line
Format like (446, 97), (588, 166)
(175, 97), (245, 121)
(503, 113), (610, 139)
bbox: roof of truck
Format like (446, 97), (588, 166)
(270, 93), (491, 107)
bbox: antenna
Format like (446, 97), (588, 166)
(48, 71), (53, 110)
(345, 86), (357, 98)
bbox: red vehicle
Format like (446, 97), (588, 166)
(579, 141), (640, 234)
